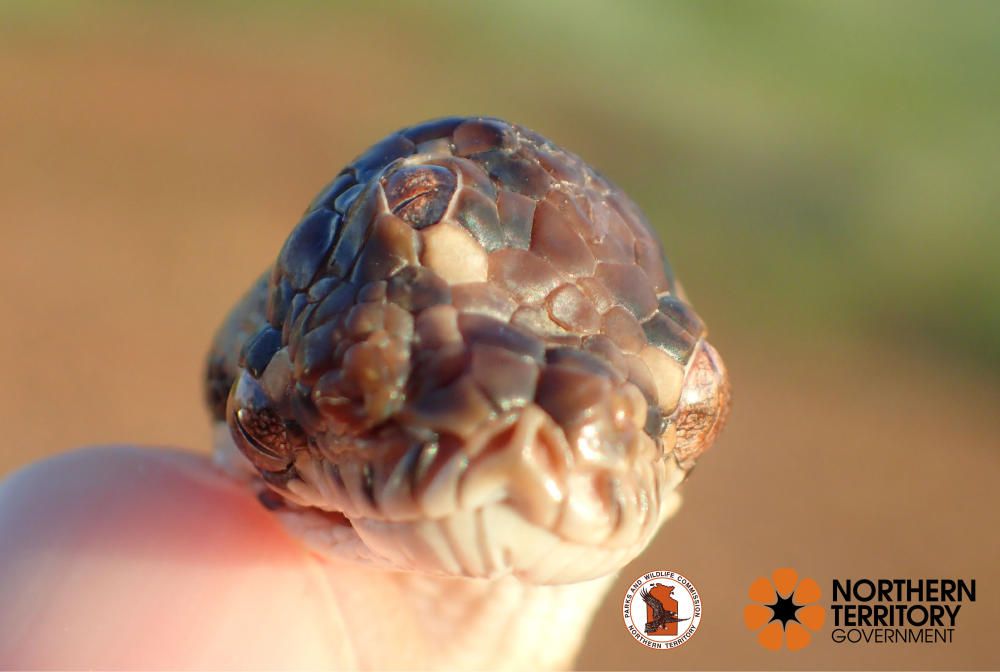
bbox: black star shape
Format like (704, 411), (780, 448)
(766, 591), (802, 629)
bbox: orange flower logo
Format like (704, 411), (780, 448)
(744, 568), (824, 650)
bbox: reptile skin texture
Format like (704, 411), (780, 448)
(206, 117), (730, 583)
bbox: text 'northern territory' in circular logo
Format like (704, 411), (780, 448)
(623, 570), (702, 649)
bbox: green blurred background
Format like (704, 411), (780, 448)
(1, 2), (997, 669)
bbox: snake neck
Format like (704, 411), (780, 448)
(310, 559), (617, 671)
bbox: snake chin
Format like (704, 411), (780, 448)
(261, 487), (685, 585)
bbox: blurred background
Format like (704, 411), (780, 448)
(1, 1), (997, 669)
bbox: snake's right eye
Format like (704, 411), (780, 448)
(228, 372), (298, 473)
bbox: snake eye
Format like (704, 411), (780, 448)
(381, 164), (457, 229)
(228, 371), (298, 473)
(672, 340), (731, 469)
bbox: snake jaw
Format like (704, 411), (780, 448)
(208, 116), (730, 585)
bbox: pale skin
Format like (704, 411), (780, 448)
(0, 445), (353, 669)
(0, 445), (613, 670)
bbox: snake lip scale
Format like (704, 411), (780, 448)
(206, 116), (730, 586)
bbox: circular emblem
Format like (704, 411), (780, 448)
(623, 570), (703, 649)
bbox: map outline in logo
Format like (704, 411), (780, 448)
(623, 570), (703, 650)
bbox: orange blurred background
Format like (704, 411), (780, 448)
(1, 3), (997, 669)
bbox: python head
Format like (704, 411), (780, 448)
(206, 117), (730, 585)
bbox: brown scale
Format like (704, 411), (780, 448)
(206, 116), (730, 538)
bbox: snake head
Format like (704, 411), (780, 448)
(206, 117), (730, 584)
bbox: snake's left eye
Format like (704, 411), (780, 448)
(672, 341), (730, 470)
